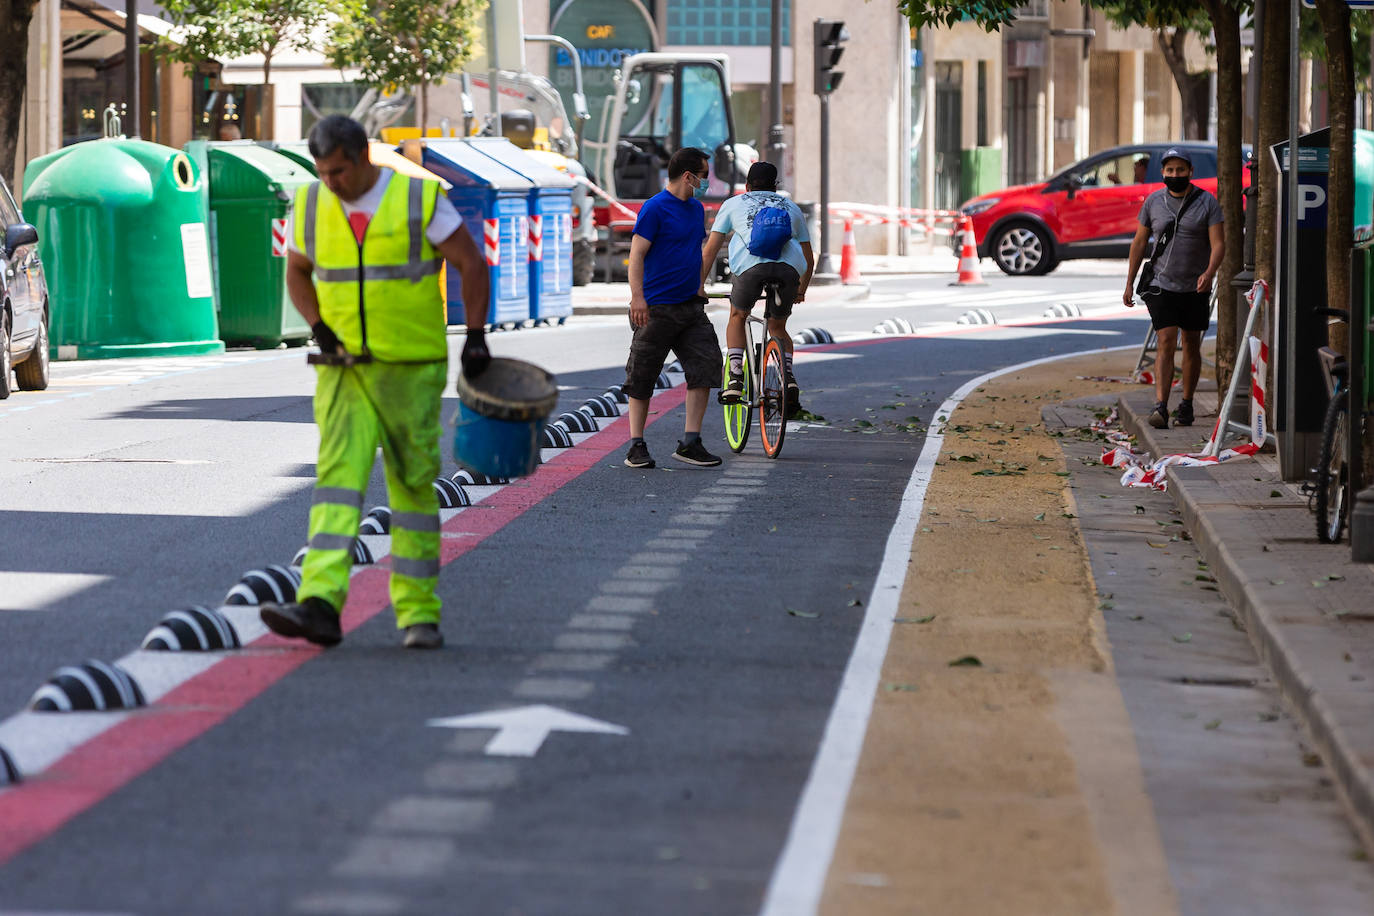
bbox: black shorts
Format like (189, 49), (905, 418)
(1144, 288), (1211, 332)
(623, 300), (724, 399)
(729, 262), (800, 318)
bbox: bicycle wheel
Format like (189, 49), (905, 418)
(1315, 390), (1349, 543)
(759, 337), (787, 458)
(722, 349), (752, 453)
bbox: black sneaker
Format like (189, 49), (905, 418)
(784, 372), (802, 418)
(718, 369), (745, 405)
(624, 440), (655, 468)
(1147, 402), (1169, 429)
(673, 439), (722, 467)
(403, 622), (443, 649)
(1174, 399), (1194, 426)
(260, 596), (342, 646)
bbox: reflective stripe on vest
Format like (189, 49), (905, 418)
(294, 173), (447, 363)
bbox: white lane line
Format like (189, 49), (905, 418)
(757, 344), (1138, 916)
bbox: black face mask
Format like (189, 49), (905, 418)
(1164, 176), (1192, 194)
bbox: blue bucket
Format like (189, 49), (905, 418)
(452, 357), (559, 478)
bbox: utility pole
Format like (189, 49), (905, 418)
(125, 0), (139, 137)
(814, 19), (848, 278)
(767, 0), (785, 167)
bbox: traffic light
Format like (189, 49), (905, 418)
(814, 19), (848, 96)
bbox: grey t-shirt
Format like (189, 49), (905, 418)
(1137, 187), (1223, 292)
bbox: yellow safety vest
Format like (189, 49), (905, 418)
(293, 172), (447, 363)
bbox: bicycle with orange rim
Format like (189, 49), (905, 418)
(714, 282), (788, 458)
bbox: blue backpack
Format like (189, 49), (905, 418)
(747, 201), (793, 260)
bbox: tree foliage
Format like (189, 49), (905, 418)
(157, 0), (339, 138)
(897, 0), (1019, 32)
(328, 0), (486, 133)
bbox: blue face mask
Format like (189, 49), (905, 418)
(692, 174), (710, 199)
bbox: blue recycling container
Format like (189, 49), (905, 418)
(465, 138), (575, 325)
(410, 139), (532, 328)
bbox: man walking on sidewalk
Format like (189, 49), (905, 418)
(622, 147), (724, 469)
(260, 115), (490, 650)
(1124, 147), (1224, 429)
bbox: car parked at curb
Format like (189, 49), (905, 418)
(959, 141), (1250, 277)
(0, 174), (50, 398)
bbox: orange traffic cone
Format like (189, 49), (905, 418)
(839, 219), (862, 285)
(950, 215), (987, 286)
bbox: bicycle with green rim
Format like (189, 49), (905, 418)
(716, 282), (788, 458)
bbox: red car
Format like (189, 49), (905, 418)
(959, 142), (1249, 276)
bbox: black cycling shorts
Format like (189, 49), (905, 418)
(623, 300), (723, 399)
(1143, 288), (1211, 332)
(729, 262), (800, 319)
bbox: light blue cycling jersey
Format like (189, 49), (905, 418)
(710, 192), (810, 278)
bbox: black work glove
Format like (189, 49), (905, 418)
(461, 327), (491, 379)
(311, 320), (342, 354)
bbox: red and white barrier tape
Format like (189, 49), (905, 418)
(1094, 404), (1261, 493)
(573, 174), (638, 220)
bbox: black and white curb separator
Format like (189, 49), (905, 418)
(141, 605), (242, 651)
(654, 372), (673, 389)
(453, 469), (511, 487)
(555, 410), (598, 434)
(956, 308), (997, 326)
(792, 327), (835, 345)
(0, 744), (20, 785)
(582, 394), (621, 417)
(433, 479), (471, 509)
(224, 564), (303, 606)
(604, 385), (629, 404)
(541, 424), (574, 449)
(29, 660), (146, 712)
(351, 539), (375, 565)
(873, 317), (915, 335)
(359, 505), (393, 535)
(1042, 303), (1083, 319)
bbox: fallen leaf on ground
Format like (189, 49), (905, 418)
(1172, 632), (1193, 643)
(1204, 719), (1222, 730)
(948, 655), (983, 667)
(787, 609), (820, 619)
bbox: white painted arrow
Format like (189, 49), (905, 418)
(426, 704), (629, 757)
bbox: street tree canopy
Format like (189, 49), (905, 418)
(897, 0), (1019, 31)
(328, 0), (486, 134)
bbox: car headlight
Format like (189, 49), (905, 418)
(961, 198), (1000, 216)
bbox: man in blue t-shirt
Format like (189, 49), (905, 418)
(622, 147), (724, 470)
(701, 161), (814, 417)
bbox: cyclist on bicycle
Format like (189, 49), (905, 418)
(700, 161), (814, 415)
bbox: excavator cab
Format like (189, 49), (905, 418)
(602, 55), (739, 202)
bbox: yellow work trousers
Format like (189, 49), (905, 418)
(298, 360), (447, 628)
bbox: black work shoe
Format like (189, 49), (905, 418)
(673, 439), (722, 467)
(718, 370), (745, 405)
(1174, 399), (1195, 426)
(624, 440), (655, 468)
(260, 596), (342, 646)
(1147, 402), (1169, 430)
(403, 623), (444, 649)
(784, 373), (802, 418)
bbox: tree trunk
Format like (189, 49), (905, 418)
(0, 0), (40, 181)
(261, 52), (274, 141)
(1157, 29), (1211, 140)
(1317, 0), (1354, 359)
(1207, 0), (1245, 394)
(419, 79), (429, 137)
(1255, 0), (1291, 343)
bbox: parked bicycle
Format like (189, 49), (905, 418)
(715, 281), (789, 459)
(1310, 306), (1351, 543)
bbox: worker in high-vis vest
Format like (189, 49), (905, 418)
(259, 115), (490, 650)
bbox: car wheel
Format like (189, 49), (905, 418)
(572, 238), (595, 286)
(0, 313), (12, 400)
(991, 223), (1058, 276)
(15, 310), (49, 391)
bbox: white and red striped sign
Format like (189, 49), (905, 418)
(483, 218), (500, 267)
(271, 218), (288, 257)
(528, 215), (543, 262)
